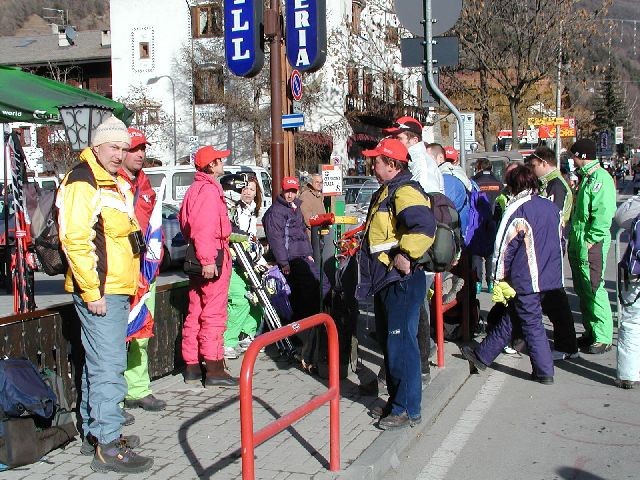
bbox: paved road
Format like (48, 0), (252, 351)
(381, 187), (636, 480)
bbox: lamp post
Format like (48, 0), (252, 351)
(58, 104), (114, 151)
(147, 75), (177, 165)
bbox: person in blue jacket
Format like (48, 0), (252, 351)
(460, 165), (562, 384)
(356, 138), (436, 429)
(262, 176), (329, 371)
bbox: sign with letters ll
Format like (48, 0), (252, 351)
(224, 0), (264, 77)
(321, 165), (342, 196)
(285, 0), (327, 72)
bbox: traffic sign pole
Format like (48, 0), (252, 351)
(422, 0), (466, 169)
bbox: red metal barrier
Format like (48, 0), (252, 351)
(239, 313), (340, 480)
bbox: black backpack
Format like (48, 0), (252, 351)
(29, 188), (68, 276)
(419, 192), (462, 272)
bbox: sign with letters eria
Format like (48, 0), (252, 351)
(285, 0), (327, 72)
(224, 0), (264, 78)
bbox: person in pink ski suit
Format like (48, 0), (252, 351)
(179, 146), (235, 387)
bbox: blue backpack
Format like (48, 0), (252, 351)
(619, 214), (640, 306)
(464, 182), (497, 258)
(0, 358), (56, 419)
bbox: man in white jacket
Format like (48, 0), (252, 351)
(384, 116), (444, 195)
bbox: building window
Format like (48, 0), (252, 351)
(363, 70), (373, 97)
(347, 66), (359, 96)
(135, 107), (161, 125)
(194, 66), (224, 104)
(351, 1), (363, 35)
(395, 78), (404, 104)
(385, 25), (399, 45)
(139, 42), (150, 59)
(191, 2), (223, 38)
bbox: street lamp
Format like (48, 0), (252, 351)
(58, 104), (114, 151)
(147, 75), (177, 165)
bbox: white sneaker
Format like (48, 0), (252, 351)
(238, 335), (255, 352)
(503, 345), (518, 355)
(224, 346), (239, 359)
(552, 350), (581, 361)
(239, 335), (265, 353)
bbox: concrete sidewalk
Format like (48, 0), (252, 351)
(2, 313), (471, 480)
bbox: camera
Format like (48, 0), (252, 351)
(128, 230), (147, 255)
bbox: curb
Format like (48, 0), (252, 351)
(334, 352), (471, 480)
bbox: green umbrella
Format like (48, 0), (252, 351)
(0, 65), (133, 125)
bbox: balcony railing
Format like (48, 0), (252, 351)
(345, 94), (428, 125)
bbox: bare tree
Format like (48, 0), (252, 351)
(452, 0), (610, 148)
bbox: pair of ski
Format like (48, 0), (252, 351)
(231, 242), (296, 358)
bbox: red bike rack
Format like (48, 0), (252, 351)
(239, 313), (340, 480)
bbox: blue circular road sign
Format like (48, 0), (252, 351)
(291, 70), (303, 101)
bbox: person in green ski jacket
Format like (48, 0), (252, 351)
(567, 139), (617, 354)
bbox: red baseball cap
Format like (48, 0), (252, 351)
(361, 138), (409, 162)
(444, 146), (459, 161)
(382, 116), (423, 136)
(281, 176), (300, 191)
(127, 127), (151, 150)
(194, 145), (231, 170)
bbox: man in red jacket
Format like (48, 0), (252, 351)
(119, 128), (167, 415)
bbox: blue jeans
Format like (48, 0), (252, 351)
(74, 293), (128, 444)
(374, 270), (426, 418)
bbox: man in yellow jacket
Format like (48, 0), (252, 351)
(57, 116), (153, 474)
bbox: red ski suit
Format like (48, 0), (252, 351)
(179, 172), (232, 362)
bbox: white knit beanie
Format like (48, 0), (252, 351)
(91, 116), (131, 147)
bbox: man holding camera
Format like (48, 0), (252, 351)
(58, 116), (153, 473)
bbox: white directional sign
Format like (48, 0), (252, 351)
(615, 126), (624, 144)
(454, 112), (475, 151)
(321, 165), (342, 196)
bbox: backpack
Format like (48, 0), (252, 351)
(0, 358), (56, 419)
(419, 192), (462, 272)
(618, 214), (640, 306)
(29, 188), (68, 276)
(464, 182), (497, 258)
(0, 360), (76, 469)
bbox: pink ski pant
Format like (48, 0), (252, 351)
(182, 256), (232, 363)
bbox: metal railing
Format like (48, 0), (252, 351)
(239, 313), (340, 480)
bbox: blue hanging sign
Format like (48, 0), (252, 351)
(224, 0), (265, 78)
(284, 0), (327, 73)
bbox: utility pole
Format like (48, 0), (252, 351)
(265, 0), (284, 199)
(555, 22), (563, 168)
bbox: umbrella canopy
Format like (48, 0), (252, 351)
(0, 65), (133, 125)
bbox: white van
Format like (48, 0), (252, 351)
(143, 165), (197, 208)
(143, 164), (273, 236)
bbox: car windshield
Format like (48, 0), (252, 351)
(344, 186), (360, 204)
(355, 188), (375, 207)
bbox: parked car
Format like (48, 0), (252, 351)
(344, 179), (379, 224)
(465, 151), (523, 183)
(343, 175), (376, 187)
(160, 203), (187, 271)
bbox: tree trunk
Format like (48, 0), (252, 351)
(509, 97), (520, 151)
(480, 68), (492, 151)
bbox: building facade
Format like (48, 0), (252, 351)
(110, 0), (426, 170)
